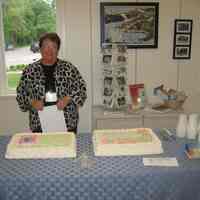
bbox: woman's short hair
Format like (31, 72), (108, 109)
(39, 32), (61, 50)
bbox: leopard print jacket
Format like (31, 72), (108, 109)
(16, 59), (87, 132)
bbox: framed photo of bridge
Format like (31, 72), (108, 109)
(100, 2), (159, 48)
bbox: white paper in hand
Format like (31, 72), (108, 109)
(38, 105), (67, 132)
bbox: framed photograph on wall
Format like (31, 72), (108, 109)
(173, 19), (193, 59)
(102, 55), (112, 64)
(100, 2), (159, 48)
(175, 19), (193, 33)
(175, 34), (191, 45)
(173, 46), (191, 59)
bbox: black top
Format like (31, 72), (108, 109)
(41, 62), (57, 106)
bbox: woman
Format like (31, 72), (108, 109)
(16, 32), (87, 133)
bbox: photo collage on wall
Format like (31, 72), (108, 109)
(101, 44), (128, 110)
(173, 19), (193, 59)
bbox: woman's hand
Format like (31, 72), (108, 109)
(57, 96), (71, 110)
(31, 100), (44, 111)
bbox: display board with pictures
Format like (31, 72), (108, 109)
(173, 19), (193, 59)
(101, 44), (128, 111)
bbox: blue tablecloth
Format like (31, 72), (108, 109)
(0, 132), (200, 200)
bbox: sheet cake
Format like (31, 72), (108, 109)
(5, 132), (76, 159)
(93, 128), (163, 156)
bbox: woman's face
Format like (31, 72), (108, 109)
(40, 39), (58, 64)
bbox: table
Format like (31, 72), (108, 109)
(0, 132), (200, 200)
(93, 105), (180, 129)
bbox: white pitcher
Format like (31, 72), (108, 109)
(187, 113), (198, 140)
(176, 114), (187, 138)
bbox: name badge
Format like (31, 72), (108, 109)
(45, 92), (57, 102)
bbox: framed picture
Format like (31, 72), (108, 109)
(175, 19), (193, 33)
(173, 19), (193, 59)
(173, 46), (191, 59)
(175, 34), (191, 45)
(103, 55), (112, 64)
(100, 2), (159, 48)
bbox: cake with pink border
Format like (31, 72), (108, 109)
(93, 128), (163, 156)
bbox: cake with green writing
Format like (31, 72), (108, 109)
(5, 132), (76, 159)
(93, 128), (163, 156)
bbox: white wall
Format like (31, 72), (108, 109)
(0, 96), (29, 135)
(0, 0), (200, 134)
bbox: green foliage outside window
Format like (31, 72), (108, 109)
(7, 72), (21, 89)
(3, 0), (56, 47)
(3, 0), (56, 90)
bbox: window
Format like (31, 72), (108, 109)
(0, 0), (56, 94)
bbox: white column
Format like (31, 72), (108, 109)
(0, 2), (7, 95)
(56, 0), (68, 59)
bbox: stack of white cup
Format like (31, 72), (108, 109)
(197, 118), (200, 143)
(187, 114), (198, 139)
(176, 114), (187, 138)
(176, 113), (200, 140)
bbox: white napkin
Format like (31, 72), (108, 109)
(143, 157), (178, 167)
